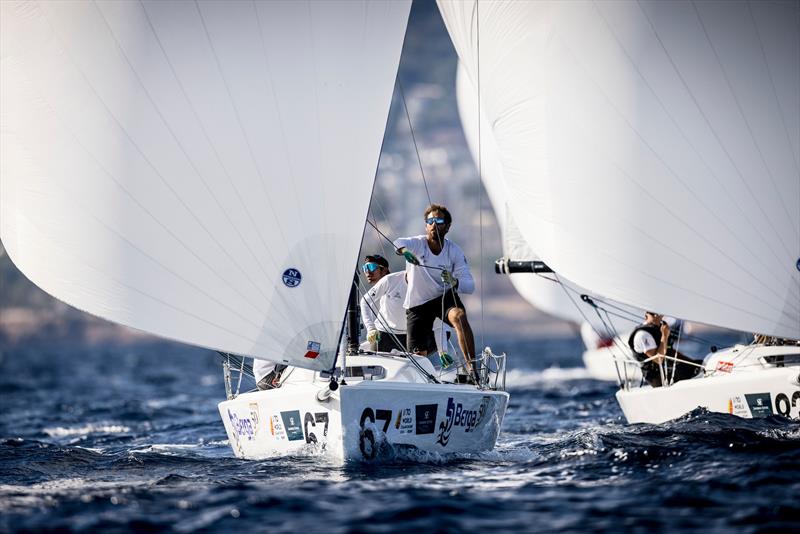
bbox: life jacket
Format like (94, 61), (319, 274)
(628, 324), (663, 363)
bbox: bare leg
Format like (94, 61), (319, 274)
(447, 307), (476, 377)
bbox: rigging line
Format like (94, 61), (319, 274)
(397, 80), (433, 207)
(92, 1), (272, 306)
(355, 277), (439, 383)
(367, 218), (401, 252)
(475, 0), (485, 352)
(692, 0), (797, 245)
(364, 220), (445, 273)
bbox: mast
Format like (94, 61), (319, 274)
(346, 272), (360, 354)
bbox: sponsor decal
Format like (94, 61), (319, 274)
(745, 393), (773, 417)
(716, 361), (734, 373)
(227, 409), (255, 442)
(280, 410), (305, 441)
(395, 407), (414, 435)
(249, 403), (260, 437)
(415, 404), (438, 435)
(728, 395), (749, 418)
(436, 397), (482, 447)
(304, 341), (321, 359)
(270, 414), (287, 441)
(282, 268), (302, 288)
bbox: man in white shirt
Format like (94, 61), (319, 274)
(359, 254), (408, 352)
(394, 204), (477, 381)
(628, 311), (701, 387)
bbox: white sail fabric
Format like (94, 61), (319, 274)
(1, 0), (411, 370)
(455, 63), (584, 326)
(439, 0), (800, 339)
(456, 62), (639, 338)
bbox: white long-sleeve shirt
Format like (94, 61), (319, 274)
(392, 235), (475, 308)
(360, 272), (407, 334)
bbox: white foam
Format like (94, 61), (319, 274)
(43, 424), (130, 437)
(127, 443), (202, 455)
(505, 366), (591, 387)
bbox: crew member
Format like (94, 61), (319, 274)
(628, 311), (702, 387)
(394, 204), (477, 382)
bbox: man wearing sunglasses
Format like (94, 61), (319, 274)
(359, 254), (408, 352)
(393, 204), (478, 383)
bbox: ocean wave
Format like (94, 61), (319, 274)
(42, 424), (131, 438)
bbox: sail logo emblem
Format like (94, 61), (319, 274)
(304, 341), (321, 359)
(282, 268), (302, 287)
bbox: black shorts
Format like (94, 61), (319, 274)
(376, 332), (406, 353)
(406, 292), (464, 353)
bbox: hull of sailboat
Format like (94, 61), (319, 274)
(219, 382), (509, 461)
(616, 366), (800, 425)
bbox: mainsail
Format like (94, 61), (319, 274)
(439, 0), (799, 339)
(1, 0), (411, 370)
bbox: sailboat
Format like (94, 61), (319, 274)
(0, 0), (509, 460)
(439, 0), (799, 423)
(455, 60), (644, 384)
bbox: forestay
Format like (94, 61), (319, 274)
(0, 0), (411, 370)
(439, 0), (799, 338)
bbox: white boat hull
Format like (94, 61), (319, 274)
(616, 345), (800, 424)
(218, 354), (509, 461)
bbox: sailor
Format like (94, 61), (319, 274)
(360, 254), (448, 357)
(253, 359), (287, 391)
(360, 254), (407, 352)
(394, 204), (477, 382)
(628, 311), (702, 387)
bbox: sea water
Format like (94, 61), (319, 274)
(1, 335), (798, 532)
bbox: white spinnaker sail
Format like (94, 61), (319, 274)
(455, 63), (585, 326)
(456, 62), (638, 337)
(439, 0), (799, 339)
(0, 0), (411, 370)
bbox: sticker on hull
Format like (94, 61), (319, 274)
(745, 393), (773, 417)
(281, 410), (305, 441)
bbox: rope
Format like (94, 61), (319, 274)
(354, 276), (439, 384)
(475, 0), (486, 354)
(398, 81), (433, 207)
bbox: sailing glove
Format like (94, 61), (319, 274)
(402, 250), (420, 265)
(441, 270), (457, 287)
(367, 330), (381, 344)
